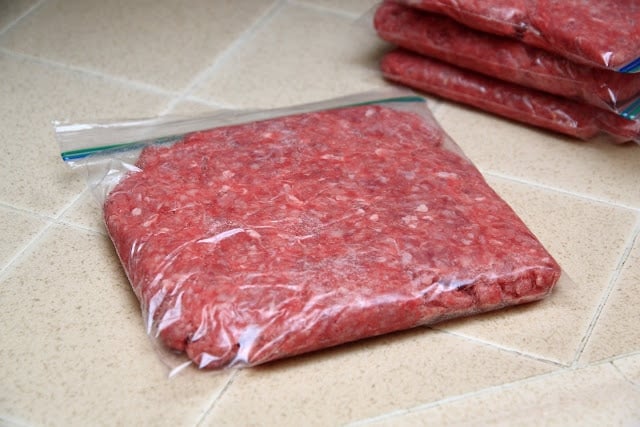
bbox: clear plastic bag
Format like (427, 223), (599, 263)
(57, 90), (562, 370)
(396, 0), (640, 72)
(381, 50), (640, 143)
(375, 2), (640, 119)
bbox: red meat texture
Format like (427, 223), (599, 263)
(104, 105), (561, 369)
(397, 0), (640, 69)
(381, 49), (640, 142)
(374, 2), (640, 111)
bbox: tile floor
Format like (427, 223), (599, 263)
(0, 1), (639, 426)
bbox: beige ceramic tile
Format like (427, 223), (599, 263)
(613, 353), (640, 386)
(431, 176), (637, 365)
(60, 191), (106, 234)
(168, 99), (222, 116)
(362, 363), (640, 426)
(294, 0), (379, 15)
(435, 102), (640, 208)
(194, 2), (391, 108)
(0, 205), (47, 271)
(0, 0), (38, 33)
(0, 224), (232, 426)
(0, 0), (277, 92)
(200, 329), (553, 426)
(0, 52), (168, 217)
(581, 232), (640, 363)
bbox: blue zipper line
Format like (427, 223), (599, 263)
(619, 57), (640, 73)
(621, 97), (640, 120)
(61, 135), (182, 162)
(60, 96), (427, 162)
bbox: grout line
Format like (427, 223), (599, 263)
(195, 370), (240, 427)
(484, 170), (640, 212)
(0, 201), (56, 223)
(161, 0), (287, 114)
(0, 47), (179, 99)
(430, 327), (568, 368)
(0, 221), (54, 281)
(0, 189), (104, 281)
(570, 216), (640, 366)
(345, 367), (574, 427)
(349, 355), (633, 427)
(610, 361), (640, 389)
(0, 0), (47, 37)
(288, 0), (366, 20)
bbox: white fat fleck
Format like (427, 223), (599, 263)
(287, 194), (303, 204)
(365, 108), (375, 117)
(320, 154), (344, 161)
(198, 228), (245, 244)
(402, 215), (419, 228)
(436, 171), (458, 179)
(131, 207), (142, 216)
(415, 204), (429, 212)
(222, 170), (235, 179)
(356, 208), (365, 215)
(475, 196), (486, 202)
(369, 214), (379, 221)
(246, 229), (261, 239)
(142, 214), (158, 227)
(401, 252), (413, 265)
(262, 132), (273, 138)
(402, 171), (416, 180)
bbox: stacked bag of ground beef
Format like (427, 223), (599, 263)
(373, 0), (640, 143)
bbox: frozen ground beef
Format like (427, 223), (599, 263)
(104, 103), (561, 369)
(381, 49), (640, 142)
(397, 0), (640, 70)
(374, 2), (640, 113)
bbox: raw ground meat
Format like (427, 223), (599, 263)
(396, 0), (640, 70)
(381, 49), (640, 143)
(374, 2), (640, 113)
(104, 103), (561, 369)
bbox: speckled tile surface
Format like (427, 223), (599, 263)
(1, 1), (639, 426)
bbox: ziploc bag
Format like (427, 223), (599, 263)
(394, 0), (640, 72)
(381, 50), (640, 143)
(57, 90), (561, 370)
(375, 2), (640, 119)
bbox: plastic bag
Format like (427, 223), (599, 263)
(375, 2), (640, 119)
(381, 50), (640, 143)
(395, 0), (640, 72)
(57, 90), (562, 370)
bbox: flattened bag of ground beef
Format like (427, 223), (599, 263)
(374, 2), (640, 117)
(395, 0), (640, 72)
(381, 49), (640, 143)
(62, 94), (562, 369)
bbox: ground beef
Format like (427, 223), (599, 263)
(381, 49), (640, 143)
(374, 2), (640, 113)
(104, 103), (561, 369)
(396, 0), (640, 70)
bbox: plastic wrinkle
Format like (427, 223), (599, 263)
(96, 98), (562, 370)
(395, 0), (640, 71)
(381, 49), (639, 143)
(374, 2), (640, 115)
